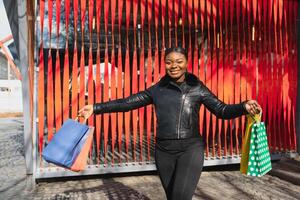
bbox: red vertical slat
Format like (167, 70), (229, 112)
(147, 0), (153, 28)
(139, 0), (146, 162)
(110, 0), (117, 165)
(79, 46), (85, 124)
(274, 0), (282, 152)
(260, 0), (267, 124)
(87, 49), (94, 124)
(124, 0), (132, 163)
(111, 0), (117, 33)
(281, 0), (289, 151)
(154, 1), (160, 141)
(217, 0), (224, 158)
(95, 0), (102, 164)
(193, 0), (199, 28)
(79, 0), (86, 124)
(139, 47), (145, 162)
(104, 0), (109, 33)
(223, 0), (234, 157)
(193, 39), (199, 77)
(211, 0), (218, 158)
(153, 47), (159, 141)
(62, 50), (69, 121)
(267, 0), (275, 152)
(62, 0), (70, 122)
(47, 54), (54, 141)
(118, 0), (124, 30)
(240, 0), (248, 153)
(277, 0), (286, 151)
(146, 0), (153, 161)
(174, 0), (179, 45)
(55, 0), (62, 131)
(198, 0), (205, 138)
(117, 46), (123, 164)
(167, 0), (172, 47)
(110, 48), (117, 164)
(160, 0), (166, 76)
(132, 49), (138, 162)
(102, 0), (110, 165)
(54, 51), (62, 129)
(181, 0), (186, 47)
(88, 0), (93, 33)
(71, 0), (79, 120)
(47, 0), (54, 141)
(102, 0), (110, 163)
(117, 0), (124, 164)
(124, 48), (131, 163)
(154, 0), (159, 29)
(270, 0), (277, 152)
(257, 0), (265, 136)
(103, 48), (110, 165)
(126, 0), (131, 30)
(228, 0), (235, 156)
(146, 48), (153, 161)
(87, 0), (94, 127)
(141, 0), (146, 27)
(187, 0), (193, 31)
(38, 0), (45, 157)
(87, 0), (94, 166)
(132, 0), (139, 160)
(234, 0), (241, 156)
(205, 0), (212, 158)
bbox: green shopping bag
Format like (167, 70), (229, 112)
(241, 113), (272, 176)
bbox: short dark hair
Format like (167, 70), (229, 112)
(164, 47), (188, 60)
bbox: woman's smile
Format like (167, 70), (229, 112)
(165, 52), (188, 82)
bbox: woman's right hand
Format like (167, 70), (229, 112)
(78, 105), (94, 120)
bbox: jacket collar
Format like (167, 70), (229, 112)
(159, 72), (199, 87)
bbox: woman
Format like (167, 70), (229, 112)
(78, 47), (261, 200)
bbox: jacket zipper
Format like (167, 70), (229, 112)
(177, 93), (187, 139)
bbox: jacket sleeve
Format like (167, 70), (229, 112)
(93, 89), (153, 114)
(200, 82), (248, 119)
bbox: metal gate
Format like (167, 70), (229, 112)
(33, 0), (298, 179)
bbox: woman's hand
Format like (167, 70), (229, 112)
(244, 100), (262, 116)
(78, 105), (94, 120)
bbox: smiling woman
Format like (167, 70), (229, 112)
(164, 47), (188, 83)
(78, 46), (261, 200)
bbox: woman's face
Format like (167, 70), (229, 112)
(165, 52), (187, 82)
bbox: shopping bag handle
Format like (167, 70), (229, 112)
(75, 115), (87, 124)
(249, 109), (262, 123)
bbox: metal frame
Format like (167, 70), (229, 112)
(34, 154), (286, 180)
(27, 0), (299, 181)
(18, 0), (33, 175)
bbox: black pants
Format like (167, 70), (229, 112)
(155, 137), (205, 200)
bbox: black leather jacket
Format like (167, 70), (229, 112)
(93, 73), (248, 139)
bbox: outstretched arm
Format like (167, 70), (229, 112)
(93, 90), (152, 114)
(200, 83), (261, 119)
(78, 90), (153, 120)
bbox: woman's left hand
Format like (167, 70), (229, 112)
(244, 100), (262, 115)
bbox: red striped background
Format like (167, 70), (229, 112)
(37, 0), (298, 166)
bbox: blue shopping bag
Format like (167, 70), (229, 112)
(42, 119), (91, 169)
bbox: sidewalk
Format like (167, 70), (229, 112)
(0, 117), (300, 200)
